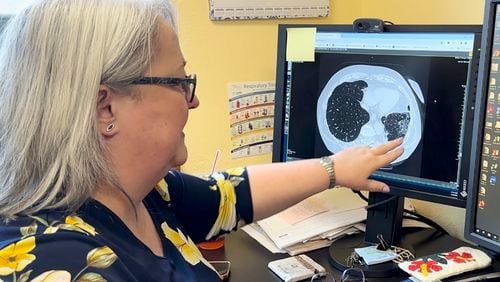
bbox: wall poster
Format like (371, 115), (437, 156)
(228, 81), (275, 159)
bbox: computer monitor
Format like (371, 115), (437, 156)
(273, 23), (482, 275)
(465, 0), (500, 255)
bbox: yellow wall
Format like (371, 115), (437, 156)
(176, 0), (484, 174)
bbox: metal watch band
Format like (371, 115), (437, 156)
(319, 156), (336, 189)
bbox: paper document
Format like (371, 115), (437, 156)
(242, 222), (364, 256)
(280, 196), (328, 225)
(242, 191), (435, 256)
(257, 188), (367, 249)
(241, 223), (285, 254)
(285, 225), (363, 256)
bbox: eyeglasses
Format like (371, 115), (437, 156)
(341, 267), (366, 282)
(131, 74), (197, 103)
(310, 267), (366, 282)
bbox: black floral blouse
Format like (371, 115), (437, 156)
(0, 168), (253, 281)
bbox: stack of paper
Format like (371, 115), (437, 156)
(242, 188), (367, 255)
(242, 189), (433, 255)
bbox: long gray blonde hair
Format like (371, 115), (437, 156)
(0, 0), (176, 218)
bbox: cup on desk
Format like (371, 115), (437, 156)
(199, 237), (225, 250)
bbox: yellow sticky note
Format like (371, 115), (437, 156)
(286, 28), (316, 62)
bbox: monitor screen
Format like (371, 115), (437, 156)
(465, 0), (500, 253)
(273, 24), (482, 207)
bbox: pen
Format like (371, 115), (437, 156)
(210, 149), (221, 175)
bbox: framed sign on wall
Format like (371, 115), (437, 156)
(209, 0), (329, 20)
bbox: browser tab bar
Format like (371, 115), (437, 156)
(316, 32), (475, 53)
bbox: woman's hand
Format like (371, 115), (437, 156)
(332, 138), (404, 193)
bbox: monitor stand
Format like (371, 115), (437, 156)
(328, 192), (468, 278)
(327, 194), (500, 280)
(329, 192), (405, 277)
(328, 227), (469, 278)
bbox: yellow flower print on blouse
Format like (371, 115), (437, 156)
(61, 215), (97, 236)
(19, 221), (38, 238)
(0, 236), (36, 276)
(86, 246), (118, 269)
(42, 226), (59, 235)
(26, 215), (59, 235)
(27, 246), (117, 282)
(155, 178), (171, 202)
(161, 223), (215, 271)
(205, 169), (244, 240)
(30, 270), (71, 282)
(225, 167), (245, 176)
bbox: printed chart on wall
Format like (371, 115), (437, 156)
(228, 82), (275, 159)
(209, 0), (329, 20)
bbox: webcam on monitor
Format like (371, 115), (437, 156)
(353, 18), (385, 33)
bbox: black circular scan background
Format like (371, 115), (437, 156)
(286, 53), (468, 183)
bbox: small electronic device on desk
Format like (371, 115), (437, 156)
(267, 255), (326, 282)
(464, 0), (500, 280)
(210, 261), (231, 281)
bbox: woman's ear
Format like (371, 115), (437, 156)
(97, 85), (118, 137)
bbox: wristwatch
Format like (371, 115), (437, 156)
(319, 156), (336, 189)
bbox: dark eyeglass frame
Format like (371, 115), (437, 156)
(131, 74), (197, 103)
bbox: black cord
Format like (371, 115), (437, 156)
(354, 190), (368, 202)
(365, 195), (399, 210)
(383, 20), (395, 25)
(353, 190), (448, 234)
(404, 209), (448, 235)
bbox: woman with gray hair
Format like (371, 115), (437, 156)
(0, 0), (403, 281)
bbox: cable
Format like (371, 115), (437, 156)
(383, 20), (395, 25)
(403, 209), (448, 235)
(354, 190), (368, 202)
(353, 191), (448, 234)
(364, 195), (399, 210)
(451, 271), (500, 282)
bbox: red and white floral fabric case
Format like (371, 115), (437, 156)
(398, 247), (492, 282)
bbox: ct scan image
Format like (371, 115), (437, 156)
(316, 65), (424, 165)
(287, 53), (469, 185)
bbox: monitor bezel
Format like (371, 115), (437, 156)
(464, 0), (500, 252)
(273, 23), (483, 208)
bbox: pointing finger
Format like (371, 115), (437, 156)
(379, 146), (404, 166)
(366, 179), (390, 193)
(371, 137), (404, 155)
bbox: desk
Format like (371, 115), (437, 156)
(201, 228), (500, 281)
